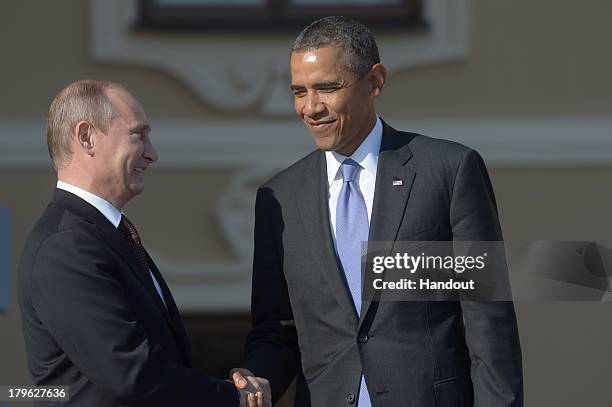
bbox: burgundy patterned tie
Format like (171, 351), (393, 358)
(118, 215), (150, 274)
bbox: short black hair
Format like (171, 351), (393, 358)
(292, 16), (380, 78)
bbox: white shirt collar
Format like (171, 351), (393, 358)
(325, 116), (383, 185)
(56, 180), (122, 228)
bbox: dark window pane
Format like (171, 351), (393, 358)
(138, 0), (425, 32)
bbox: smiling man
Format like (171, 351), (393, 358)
(233, 16), (523, 407)
(18, 80), (264, 406)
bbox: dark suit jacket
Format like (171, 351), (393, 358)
(18, 189), (238, 406)
(243, 122), (523, 406)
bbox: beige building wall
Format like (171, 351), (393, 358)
(1, 0), (611, 405)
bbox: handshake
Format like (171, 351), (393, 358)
(229, 368), (272, 407)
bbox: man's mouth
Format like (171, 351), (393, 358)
(308, 119), (336, 130)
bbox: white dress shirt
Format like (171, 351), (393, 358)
(325, 116), (382, 240)
(56, 181), (166, 306)
(325, 117), (382, 407)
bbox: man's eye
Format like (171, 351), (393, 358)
(293, 91), (306, 97)
(317, 86), (342, 93)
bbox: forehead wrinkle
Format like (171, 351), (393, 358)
(290, 47), (355, 90)
(106, 87), (148, 124)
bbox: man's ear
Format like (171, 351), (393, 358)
(75, 121), (95, 156)
(369, 63), (388, 97)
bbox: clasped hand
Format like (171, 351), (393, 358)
(229, 368), (271, 407)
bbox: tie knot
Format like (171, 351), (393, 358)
(340, 159), (361, 182)
(119, 215), (142, 245)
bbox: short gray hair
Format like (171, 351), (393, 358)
(292, 16), (380, 78)
(46, 79), (122, 170)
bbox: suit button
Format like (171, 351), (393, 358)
(358, 333), (369, 343)
(346, 393), (356, 404)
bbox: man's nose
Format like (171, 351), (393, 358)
(303, 91), (324, 117)
(144, 141), (158, 163)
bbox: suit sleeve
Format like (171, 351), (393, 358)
(450, 149), (524, 406)
(30, 230), (239, 407)
(242, 187), (301, 403)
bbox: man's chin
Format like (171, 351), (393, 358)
(312, 136), (337, 152)
(128, 184), (145, 196)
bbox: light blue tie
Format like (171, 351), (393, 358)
(335, 158), (372, 407)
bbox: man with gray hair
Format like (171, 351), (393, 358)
(233, 16), (523, 406)
(18, 80), (267, 406)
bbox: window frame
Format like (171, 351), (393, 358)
(137, 0), (426, 32)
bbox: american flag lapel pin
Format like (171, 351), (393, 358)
(392, 178), (403, 186)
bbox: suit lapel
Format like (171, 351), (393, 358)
(51, 189), (189, 358)
(95, 217), (175, 322)
(96, 213), (195, 363)
(147, 254), (193, 365)
(359, 123), (416, 325)
(296, 152), (359, 323)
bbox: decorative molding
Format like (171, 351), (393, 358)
(4, 117), (612, 311)
(88, 0), (470, 114)
(3, 118), (612, 168)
